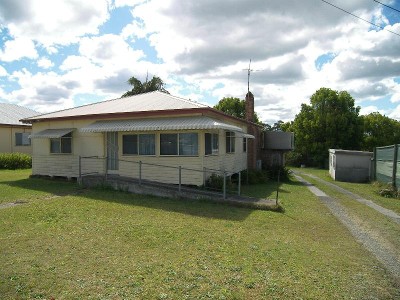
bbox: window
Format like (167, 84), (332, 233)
(139, 134), (155, 155)
(160, 133), (198, 156)
(50, 132), (72, 154)
(123, 134), (155, 155)
(205, 133), (219, 155)
(15, 132), (31, 146)
(226, 131), (235, 153)
(179, 133), (198, 155)
(123, 135), (138, 155)
(243, 137), (247, 152)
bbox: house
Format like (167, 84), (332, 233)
(0, 103), (38, 154)
(22, 91), (261, 186)
(329, 149), (373, 183)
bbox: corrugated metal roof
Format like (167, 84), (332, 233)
(30, 128), (74, 139)
(24, 91), (209, 121)
(79, 116), (243, 133)
(0, 103), (38, 126)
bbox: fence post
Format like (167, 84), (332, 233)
(104, 156), (108, 180)
(393, 144), (398, 189)
(203, 167), (206, 187)
(238, 171), (241, 196)
(179, 166), (182, 193)
(223, 171), (227, 200)
(78, 156), (82, 186)
(372, 147), (377, 181)
(139, 161), (142, 185)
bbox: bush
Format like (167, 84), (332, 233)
(205, 173), (236, 191)
(373, 181), (399, 199)
(265, 165), (291, 182)
(239, 169), (268, 185)
(0, 153), (32, 169)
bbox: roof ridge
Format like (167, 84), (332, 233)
(31, 91), (208, 119)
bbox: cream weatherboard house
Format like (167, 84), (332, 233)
(0, 103), (38, 154)
(23, 92), (258, 186)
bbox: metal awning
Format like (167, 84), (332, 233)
(79, 116), (244, 133)
(241, 133), (255, 139)
(30, 128), (74, 139)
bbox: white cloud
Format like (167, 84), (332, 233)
(37, 57), (54, 69)
(79, 34), (144, 67)
(0, 37), (38, 62)
(0, 0), (110, 47)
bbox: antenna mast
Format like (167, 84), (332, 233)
(247, 59), (252, 95)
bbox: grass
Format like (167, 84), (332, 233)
(0, 170), (399, 299)
(293, 167), (400, 214)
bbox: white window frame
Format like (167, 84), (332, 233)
(205, 133), (219, 155)
(226, 131), (235, 153)
(160, 133), (198, 156)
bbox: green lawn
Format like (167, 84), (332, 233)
(0, 170), (399, 299)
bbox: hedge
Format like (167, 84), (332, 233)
(0, 153), (32, 169)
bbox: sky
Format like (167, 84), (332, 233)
(0, 0), (400, 125)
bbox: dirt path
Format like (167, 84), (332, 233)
(303, 173), (400, 224)
(293, 174), (400, 285)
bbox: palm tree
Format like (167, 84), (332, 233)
(121, 75), (169, 97)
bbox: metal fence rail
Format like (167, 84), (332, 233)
(78, 156), (242, 199)
(373, 144), (399, 188)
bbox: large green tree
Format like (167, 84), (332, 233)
(290, 87), (363, 167)
(213, 97), (261, 123)
(122, 75), (169, 97)
(361, 112), (400, 151)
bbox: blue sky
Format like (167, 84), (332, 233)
(0, 0), (400, 124)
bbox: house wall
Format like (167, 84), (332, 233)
(329, 149), (373, 183)
(31, 119), (248, 185)
(0, 125), (32, 154)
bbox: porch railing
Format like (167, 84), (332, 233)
(78, 156), (243, 199)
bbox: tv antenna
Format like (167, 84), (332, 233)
(243, 59), (262, 94)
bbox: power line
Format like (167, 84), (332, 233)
(373, 0), (400, 14)
(321, 0), (400, 37)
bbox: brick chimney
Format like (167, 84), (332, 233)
(245, 91), (254, 122)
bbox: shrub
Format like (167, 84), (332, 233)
(265, 165), (291, 182)
(205, 173), (236, 191)
(0, 153), (32, 169)
(373, 181), (399, 199)
(239, 169), (268, 185)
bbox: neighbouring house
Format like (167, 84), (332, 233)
(329, 149), (373, 183)
(0, 103), (38, 154)
(22, 91), (261, 186)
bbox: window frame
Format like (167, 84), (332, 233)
(50, 132), (72, 154)
(243, 137), (247, 153)
(15, 132), (31, 146)
(226, 131), (235, 153)
(122, 133), (156, 156)
(205, 133), (219, 155)
(160, 132), (199, 156)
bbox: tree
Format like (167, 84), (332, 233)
(122, 75), (169, 97)
(361, 112), (400, 151)
(213, 97), (261, 124)
(290, 88), (363, 167)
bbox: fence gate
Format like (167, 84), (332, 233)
(106, 132), (119, 171)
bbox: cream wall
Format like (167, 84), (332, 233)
(0, 125), (32, 154)
(31, 117), (250, 185)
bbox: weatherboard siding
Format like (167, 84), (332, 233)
(30, 118), (249, 185)
(0, 126), (32, 154)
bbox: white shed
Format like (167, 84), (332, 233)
(329, 149), (373, 183)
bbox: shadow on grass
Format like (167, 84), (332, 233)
(83, 186), (257, 221)
(3, 177), (255, 221)
(1, 177), (81, 197)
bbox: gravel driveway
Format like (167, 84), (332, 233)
(294, 173), (400, 286)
